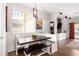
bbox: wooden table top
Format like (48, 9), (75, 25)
(18, 35), (51, 45)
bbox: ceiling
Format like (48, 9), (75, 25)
(22, 3), (79, 17)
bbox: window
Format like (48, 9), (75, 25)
(75, 24), (79, 39)
(12, 9), (25, 33)
(12, 9), (36, 33)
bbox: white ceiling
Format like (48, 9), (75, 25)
(22, 3), (79, 17)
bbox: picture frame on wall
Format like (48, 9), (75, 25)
(36, 19), (42, 29)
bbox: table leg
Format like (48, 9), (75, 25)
(16, 48), (18, 56)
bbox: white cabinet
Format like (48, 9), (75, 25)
(58, 33), (66, 41)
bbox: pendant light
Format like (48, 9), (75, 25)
(33, 3), (38, 19)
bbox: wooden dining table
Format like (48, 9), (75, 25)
(16, 35), (54, 55)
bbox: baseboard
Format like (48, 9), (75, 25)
(8, 49), (16, 53)
(66, 38), (79, 40)
(75, 38), (79, 39)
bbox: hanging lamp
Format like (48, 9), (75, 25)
(33, 3), (38, 19)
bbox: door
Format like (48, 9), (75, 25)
(0, 3), (2, 55)
(69, 23), (74, 39)
(0, 3), (6, 56)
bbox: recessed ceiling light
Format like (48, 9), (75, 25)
(69, 17), (71, 19)
(59, 12), (63, 15)
(65, 16), (67, 18)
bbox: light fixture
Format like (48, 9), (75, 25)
(59, 12), (63, 15)
(33, 3), (38, 19)
(69, 17), (71, 19)
(65, 16), (67, 18)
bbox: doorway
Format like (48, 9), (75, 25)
(74, 23), (79, 39)
(0, 3), (2, 55)
(0, 3), (6, 56)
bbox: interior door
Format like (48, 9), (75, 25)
(0, 3), (6, 56)
(0, 3), (2, 56)
(69, 23), (74, 39)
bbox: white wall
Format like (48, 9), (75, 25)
(57, 13), (68, 33)
(61, 17), (67, 33)
(36, 11), (50, 33)
(50, 12), (68, 40)
(70, 17), (79, 23)
(66, 18), (70, 38)
(51, 13), (67, 33)
(7, 3), (50, 52)
(50, 12), (67, 34)
(50, 12), (57, 34)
